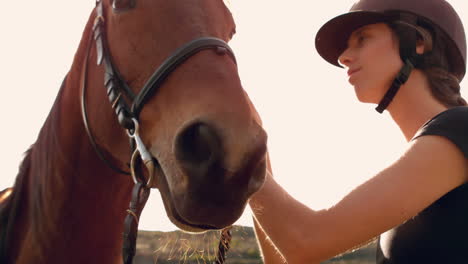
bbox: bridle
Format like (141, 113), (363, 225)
(80, 0), (236, 263)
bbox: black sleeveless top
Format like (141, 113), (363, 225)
(376, 107), (468, 264)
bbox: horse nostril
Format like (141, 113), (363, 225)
(175, 122), (222, 172)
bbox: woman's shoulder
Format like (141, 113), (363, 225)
(414, 106), (468, 158)
(421, 106), (468, 125)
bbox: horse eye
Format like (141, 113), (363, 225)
(113, 0), (136, 12)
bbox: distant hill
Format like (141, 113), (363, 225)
(134, 226), (377, 264)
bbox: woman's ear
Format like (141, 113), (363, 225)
(416, 27), (433, 55)
(416, 39), (425, 55)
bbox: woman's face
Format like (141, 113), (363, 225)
(338, 23), (403, 104)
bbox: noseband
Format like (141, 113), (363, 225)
(80, 0), (236, 263)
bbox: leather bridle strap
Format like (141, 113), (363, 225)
(215, 227), (233, 264)
(131, 37), (236, 118)
(122, 182), (150, 264)
(93, 0), (135, 131)
(81, 23), (132, 175)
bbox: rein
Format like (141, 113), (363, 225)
(81, 0), (235, 263)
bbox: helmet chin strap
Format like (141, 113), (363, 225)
(375, 13), (423, 114)
(375, 59), (415, 113)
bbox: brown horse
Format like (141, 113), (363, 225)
(0, 0), (267, 263)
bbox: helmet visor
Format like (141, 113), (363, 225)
(315, 11), (390, 67)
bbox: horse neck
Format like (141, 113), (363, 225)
(11, 10), (134, 264)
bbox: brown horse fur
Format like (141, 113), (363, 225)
(0, 0), (267, 263)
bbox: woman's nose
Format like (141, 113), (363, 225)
(338, 48), (353, 67)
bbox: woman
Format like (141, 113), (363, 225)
(250, 0), (468, 263)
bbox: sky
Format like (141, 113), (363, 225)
(1, 0), (468, 231)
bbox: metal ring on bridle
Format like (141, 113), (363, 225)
(127, 118), (156, 187)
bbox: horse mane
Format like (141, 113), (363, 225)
(0, 6), (95, 256)
(7, 59), (92, 262)
(2, 9), (96, 260)
(7, 9), (101, 263)
(1, 78), (70, 261)
(28, 84), (70, 260)
(0, 148), (30, 262)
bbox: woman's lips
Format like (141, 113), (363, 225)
(347, 68), (361, 77)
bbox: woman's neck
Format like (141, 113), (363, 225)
(386, 70), (448, 142)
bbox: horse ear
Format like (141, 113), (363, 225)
(112, 0), (136, 12)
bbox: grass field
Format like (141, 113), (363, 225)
(134, 226), (377, 264)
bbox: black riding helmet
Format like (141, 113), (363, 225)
(315, 0), (467, 113)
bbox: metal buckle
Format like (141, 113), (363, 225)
(127, 118), (156, 187)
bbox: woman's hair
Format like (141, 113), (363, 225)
(388, 19), (467, 107)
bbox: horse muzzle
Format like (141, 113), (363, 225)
(158, 120), (267, 230)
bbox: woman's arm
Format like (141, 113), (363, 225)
(251, 153), (287, 263)
(249, 136), (468, 263)
(253, 217), (286, 264)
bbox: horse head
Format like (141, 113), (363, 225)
(85, 0), (267, 232)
